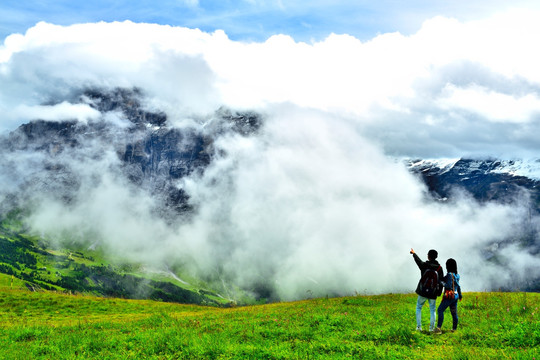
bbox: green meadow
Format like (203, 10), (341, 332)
(0, 274), (538, 359)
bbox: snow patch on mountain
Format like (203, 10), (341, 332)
(489, 159), (540, 180)
(407, 158), (460, 174)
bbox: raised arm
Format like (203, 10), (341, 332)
(410, 249), (423, 269)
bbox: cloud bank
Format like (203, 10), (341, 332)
(1, 14), (540, 299)
(2, 12), (540, 157)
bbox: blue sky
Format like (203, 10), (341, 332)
(2, 0), (538, 43)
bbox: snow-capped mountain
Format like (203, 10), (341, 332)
(408, 158), (540, 181)
(406, 158), (540, 212)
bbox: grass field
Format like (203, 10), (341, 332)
(0, 273), (538, 359)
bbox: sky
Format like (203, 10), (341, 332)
(1, 1), (540, 299)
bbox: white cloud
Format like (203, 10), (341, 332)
(438, 84), (540, 123)
(2, 12), (540, 139)
(11, 102), (101, 124)
(0, 21), (222, 126)
(180, 0), (199, 7)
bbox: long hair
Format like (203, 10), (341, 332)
(446, 258), (458, 274)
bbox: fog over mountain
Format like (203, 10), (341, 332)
(1, 17), (540, 300)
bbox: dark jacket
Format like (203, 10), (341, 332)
(413, 253), (444, 299)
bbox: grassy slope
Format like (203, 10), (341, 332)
(0, 274), (538, 360)
(0, 214), (231, 306)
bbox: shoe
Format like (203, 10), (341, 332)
(416, 326), (422, 331)
(451, 329), (457, 333)
(433, 328), (442, 334)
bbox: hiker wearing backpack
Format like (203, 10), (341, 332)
(433, 258), (462, 334)
(410, 248), (444, 332)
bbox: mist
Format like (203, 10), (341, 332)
(169, 105), (536, 299)
(9, 101), (537, 300)
(1, 17), (540, 300)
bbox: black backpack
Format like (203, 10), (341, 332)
(419, 266), (441, 297)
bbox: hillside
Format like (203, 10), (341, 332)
(0, 279), (538, 359)
(0, 212), (233, 306)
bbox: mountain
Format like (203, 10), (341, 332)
(1, 87), (261, 220)
(406, 158), (540, 212)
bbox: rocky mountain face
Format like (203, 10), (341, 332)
(1, 88), (262, 219)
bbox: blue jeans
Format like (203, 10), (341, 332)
(416, 295), (436, 330)
(437, 298), (459, 330)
